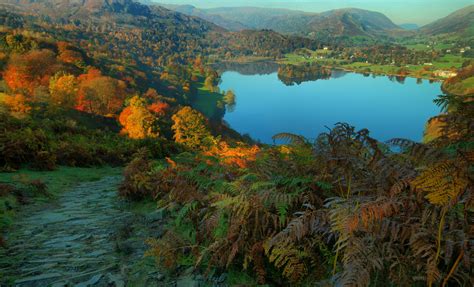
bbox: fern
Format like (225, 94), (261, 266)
(265, 240), (308, 282)
(272, 132), (307, 145)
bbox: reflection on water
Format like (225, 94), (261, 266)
(219, 65), (442, 144)
(212, 61), (279, 75)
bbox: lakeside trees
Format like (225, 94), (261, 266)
(171, 106), (213, 150)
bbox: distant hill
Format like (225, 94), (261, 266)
(162, 6), (401, 39)
(159, 4), (248, 31)
(302, 8), (400, 37)
(399, 23), (419, 30)
(205, 6), (306, 30)
(420, 5), (474, 36)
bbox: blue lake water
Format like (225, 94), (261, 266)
(219, 70), (442, 144)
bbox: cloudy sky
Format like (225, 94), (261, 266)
(150, 0), (473, 25)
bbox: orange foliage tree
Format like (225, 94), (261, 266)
(3, 49), (62, 96)
(57, 41), (84, 64)
(148, 101), (169, 116)
(119, 96), (159, 139)
(204, 142), (260, 168)
(2, 94), (31, 118)
(76, 69), (127, 116)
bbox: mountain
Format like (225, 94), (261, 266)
(420, 5), (474, 36)
(0, 0), (223, 71)
(399, 23), (419, 30)
(162, 6), (400, 39)
(301, 8), (400, 37)
(205, 6), (306, 30)
(0, 0), (317, 60)
(159, 4), (248, 31)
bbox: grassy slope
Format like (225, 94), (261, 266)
(0, 166), (122, 196)
(444, 77), (474, 95)
(191, 77), (224, 120)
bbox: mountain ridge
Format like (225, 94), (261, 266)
(158, 5), (401, 38)
(420, 4), (474, 36)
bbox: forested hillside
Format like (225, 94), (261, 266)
(0, 0), (473, 286)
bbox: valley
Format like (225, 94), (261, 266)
(0, 0), (472, 286)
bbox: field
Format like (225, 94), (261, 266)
(281, 50), (468, 80)
(191, 76), (224, 120)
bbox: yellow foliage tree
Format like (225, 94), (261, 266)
(2, 93), (31, 118)
(119, 96), (158, 139)
(171, 106), (213, 150)
(49, 73), (78, 108)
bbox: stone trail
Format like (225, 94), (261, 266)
(0, 176), (157, 287)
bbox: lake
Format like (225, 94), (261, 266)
(218, 67), (442, 144)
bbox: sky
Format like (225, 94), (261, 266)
(150, 0), (473, 25)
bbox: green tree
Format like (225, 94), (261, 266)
(171, 106), (213, 150)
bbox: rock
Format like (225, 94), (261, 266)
(146, 208), (166, 222)
(217, 273), (227, 283)
(51, 282), (70, 287)
(183, 266), (195, 276)
(107, 273), (125, 287)
(15, 273), (63, 284)
(177, 275), (200, 287)
(74, 273), (102, 287)
(155, 273), (165, 281)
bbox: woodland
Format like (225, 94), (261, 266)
(0, 0), (472, 286)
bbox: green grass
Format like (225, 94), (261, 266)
(432, 54), (465, 69)
(0, 166), (122, 196)
(192, 80), (224, 120)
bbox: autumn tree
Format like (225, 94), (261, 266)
(56, 41), (84, 66)
(2, 93), (31, 118)
(148, 101), (169, 116)
(204, 75), (218, 92)
(3, 49), (62, 96)
(223, 90), (236, 105)
(76, 69), (127, 116)
(171, 106), (213, 150)
(119, 95), (158, 139)
(48, 73), (78, 108)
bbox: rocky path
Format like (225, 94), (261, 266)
(0, 176), (165, 287)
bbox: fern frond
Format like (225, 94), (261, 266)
(412, 160), (468, 206)
(272, 132), (307, 145)
(265, 240), (308, 282)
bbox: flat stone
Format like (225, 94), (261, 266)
(177, 275), (200, 287)
(15, 273), (63, 283)
(74, 273), (103, 287)
(146, 208), (166, 222)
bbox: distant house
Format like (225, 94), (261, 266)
(434, 70), (457, 78)
(323, 47), (329, 50)
(460, 49), (465, 53)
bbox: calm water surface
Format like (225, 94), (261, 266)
(219, 69), (442, 143)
